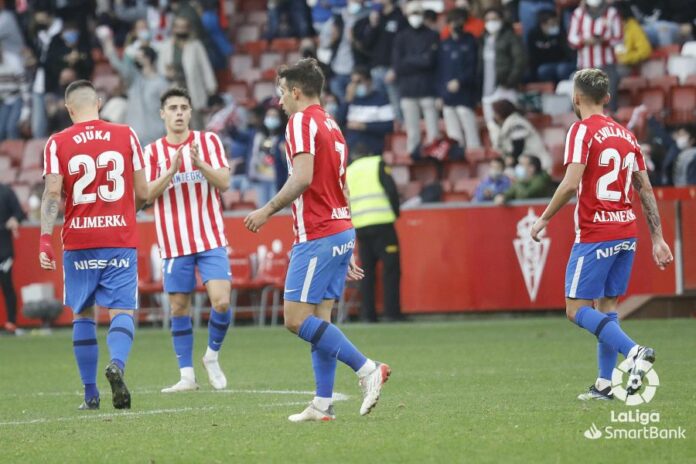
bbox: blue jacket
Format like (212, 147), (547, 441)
(473, 175), (512, 202)
(437, 32), (478, 108)
(391, 25), (439, 98)
(345, 89), (394, 155)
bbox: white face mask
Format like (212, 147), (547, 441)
(514, 164), (527, 180)
(28, 195), (41, 210)
(408, 14), (424, 29)
(586, 0), (603, 8)
(347, 2), (362, 15)
(485, 19), (502, 35)
(676, 135), (690, 150)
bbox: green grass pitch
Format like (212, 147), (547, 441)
(0, 318), (694, 463)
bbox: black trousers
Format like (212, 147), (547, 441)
(0, 257), (17, 324)
(356, 224), (401, 321)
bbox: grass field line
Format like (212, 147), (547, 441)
(1, 388), (350, 401)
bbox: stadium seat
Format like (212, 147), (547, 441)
(236, 24), (261, 44)
(541, 94), (573, 115)
(252, 80), (277, 102)
(452, 177), (479, 195)
(651, 44), (681, 59)
(639, 87), (667, 119)
(540, 126), (567, 147)
(410, 162), (439, 184)
(682, 41), (696, 58)
(0, 139), (25, 166)
(551, 112), (578, 129)
(237, 67), (263, 85)
(667, 55), (696, 83)
(226, 81), (250, 104)
(221, 190), (241, 210)
(230, 54), (254, 78)
(667, 86), (696, 125)
(259, 51), (284, 72)
(21, 138), (48, 169)
(229, 252), (268, 325)
(0, 167), (16, 183)
(17, 168), (43, 185)
(246, 10), (268, 26)
(444, 161), (471, 183)
(647, 75), (679, 94)
(475, 160), (490, 178)
(270, 38), (299, 53)
(619, 76), (647, 98)
(524, 81), (555, 94)
(555, 80), (574, 96)
(239, 40), (268, 55)
(527, 113), (552, 131)
(465, 147), (486, 162)
(641, 59), (666, 79)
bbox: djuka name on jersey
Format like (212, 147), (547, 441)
(72, 130), (112, 144)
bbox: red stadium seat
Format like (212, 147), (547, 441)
(252, 80), (277, 102)
(667, 86), (696, 125)
(524, 81), (555, 94)
(22, 138), (48, 169)
(0, 139), (24, 166)
(410, 162), (439, 184)
(452, 177), (479, 195)
(256, 253), (290, 325)
(651, 44), (681, 59)
(618, 75), (647, 96)
(444, 161), (471, 183)
(647, 75), (679, 95)
(465, 147), (486, 162)
(239, 40), (268, 55)
(231, 54), (254, 78)
(639, 87), (667, 119)
(527, 113), (552, 131)
(226, 81), (250, 104)
(270, 38), (299, 53)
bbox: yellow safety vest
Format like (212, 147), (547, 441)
(346, 156), (396, 229)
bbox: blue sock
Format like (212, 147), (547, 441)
(598, 312), (619, 380)
(311, 345), (337, 399)
(208, 309), (231, 352)
(107, 313), (135, 370)
(575, 306), (636, 357)
(171, 316), (194, 368)
(73, 319), (99, 400)
(298, 316), (367, 372)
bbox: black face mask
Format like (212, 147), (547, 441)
(134, 61), (143, 70)
(175, 32), (189, 40)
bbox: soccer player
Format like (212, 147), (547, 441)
(39, 80), (148, 410)
(145, 88), (232, 393)
(530, 68), (673, 400)
(244, 59), (391, 422)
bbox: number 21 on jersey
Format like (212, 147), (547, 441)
(596, 148), (635, 203)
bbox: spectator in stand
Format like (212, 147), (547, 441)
(99, 79), (128, 124)
(440, 0), (485, 39)
(44, 20), (94, 97)
(614, 2), (652, 78)
(27, 4), (62, 138)
(567, 0), (622, 112)
(0, 43), (29, 141)
(492, 99), (551, 171)
(228, 104), (264, 193)
(527, 9), (576, 83)
(267, 0), (313, 40)
(344, 66), (394, 156)
(438, 8), (481, 150)
(518, 0), (554, 44)
(494, 154), (553, 204)
(200, 0), (233, 71)
(0, 182), (25, 335)
(631, 0), (692, 47)
(99, 28), (169, 146)
(473, 157), (512, 202)
(352, 0), (406, 121)
(0, 0), (25, 55)
(423, 9), (438, 31)
(322, 91), (345, 126)
(45, 67), (75, 133)
(318, 0), (369, 101)
(392, 1), (440, 157)
(158, 16), (217, 130)
(480, 8), (527, 141)
(663, 126), (696, 186)
(248, 107), (286, 206)
(308, 0), (347, 33)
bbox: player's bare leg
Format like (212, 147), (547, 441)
(105, 309), (135, 409)
(202, 279), (232, 390)
(73, 307), (100, 410)
(162, 293), (199, 393)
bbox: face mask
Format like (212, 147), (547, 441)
(485, 20), (502, 35)
(545, 25), (560, 36)
(137, 30), (151, 42)
(63, 30), (79, 46)
(325, 102), (338, 116)
(355, 84), (368, 98)
(408, 14), (424, 29)
(348, 2), (362, 15)
(586, 0), (602, 8)
(175, 32), (189, 41)
(264, 116), (281, 131)
(28, 195), (41, 210)
(676, 135), (690, 150)
(514, 164), (526, 180)
(489, 169), (502, 180)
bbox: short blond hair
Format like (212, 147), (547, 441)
(573, 68), (609, 104)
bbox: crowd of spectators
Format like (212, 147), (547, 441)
(1, 0), (696, 218)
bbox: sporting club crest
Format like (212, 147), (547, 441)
(513, 208), (550, 302)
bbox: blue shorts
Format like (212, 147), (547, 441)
(63, 248), (138, 314)
(162, 247), (231, 293)
(284, 228), (356, 305)
(565, 238), (637, 299)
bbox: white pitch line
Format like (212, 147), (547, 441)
(2, 389), (351, 401)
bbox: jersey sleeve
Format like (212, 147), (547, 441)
(633, 143), (647, 171)
(286, 112), (318, 159)
(42, 136), (61, 176)
(143, 144), (157, 181)
(563, 122), (591, 166)
(129, 127), (145, 172)
(205, 132), (229, 169)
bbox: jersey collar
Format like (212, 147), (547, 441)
(163, 130), (194, 149)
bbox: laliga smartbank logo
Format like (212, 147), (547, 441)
(583, 364), (687, 440)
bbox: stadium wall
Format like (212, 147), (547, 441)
(3, 195), (695, 326)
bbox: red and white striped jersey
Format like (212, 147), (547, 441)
(144, 131), (229, 259)
(43, 119), (145, 250)
(564, 114), (646, 243)
(285, 104), (353, 243)
(567, 6), (623, 69)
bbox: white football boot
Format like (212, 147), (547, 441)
(359, 362), (391, 416)
(161, 377), (200, 393)
(288, 402), (336, 422)
(202, 355), (228, 390)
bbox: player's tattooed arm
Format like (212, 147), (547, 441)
(41, 174), (63, 235)
(266, 153), (314, 215)
(632, 170), (663, 239)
